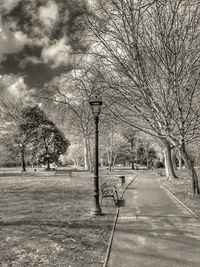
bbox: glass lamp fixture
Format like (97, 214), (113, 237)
(89, 96), (102, 116)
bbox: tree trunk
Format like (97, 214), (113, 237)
(107, 148), (116, 171)
(171, 148), (177, 171)
(108, 150), (113, 171)
(88, 146), (93, 173)
(100, 158), (103, 167)
(21, 148), (26, 172)
(130, 140), (135, 169)
(145, 143), (150, 170)
(84, 141), (88, 170)
(135, 138), (138, 170)
(162, 141), (178, 180)
(47, 159), (50, 171)
(107, 128), (114, 171)
(180, 142), (200, 195)
(112, 152), (119, 170)
(178, 156), (183, 169)
(84, 137), (92, 171)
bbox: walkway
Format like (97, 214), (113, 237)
(107, 171), (200, 267)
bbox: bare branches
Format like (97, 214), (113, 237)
(81, 0), (200, 151)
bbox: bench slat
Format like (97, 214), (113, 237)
(100, 182), (118, 206)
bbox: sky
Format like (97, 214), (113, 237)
(0, 0), (93, 101)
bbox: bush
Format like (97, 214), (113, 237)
(153, 160), (165, 168)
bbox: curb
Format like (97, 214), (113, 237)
(102, 175), (138, 267)
(102, 207), (119, 267)
(162, 186), (199, 220)
(121, 175), (138, 199)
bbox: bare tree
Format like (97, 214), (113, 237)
(42, 65), (107, 172)
(100, 123), (125, 170)
(82, 0), (200, 193)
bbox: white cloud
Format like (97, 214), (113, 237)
(0, 17), (28, 61)
(41, 37), (71, 68)
(14, 31), (29, 45)
(31, 33), (50, 47)
(39, 1), (59, 32)
(0, 0), (22, 14)
(7, 77), (27, 97)
(19, 56), (42, 68)
(0, 74), (35, 102)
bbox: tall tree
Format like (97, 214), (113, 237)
(42, 66), (106, 172)
(82, 0), (200, 193)
(0, 98), (33, 171)
(100, 125), (125, 170)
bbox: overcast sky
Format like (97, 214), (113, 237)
(0, 0), (93, 101)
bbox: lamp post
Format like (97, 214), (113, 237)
(46, 152), (50, 171)
(89, 96), (103, 216)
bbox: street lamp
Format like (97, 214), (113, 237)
(89, 96), (103, 216)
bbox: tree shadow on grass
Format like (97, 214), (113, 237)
(0, 218), (114, 229)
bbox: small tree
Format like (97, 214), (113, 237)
(33, 124), (70, 170)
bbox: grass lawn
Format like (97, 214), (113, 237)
(0, 168), (135, 267)
(0, 168), (134, 267)
(159, 169), (200, 217)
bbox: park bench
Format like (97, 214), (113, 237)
(156, 169), (163, 176)
(55, 169), (73, 177)
(100, 182), (119, 206)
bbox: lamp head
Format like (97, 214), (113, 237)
(89, 96), (103, 116)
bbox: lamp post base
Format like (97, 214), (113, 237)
(90, 207), (103, 216)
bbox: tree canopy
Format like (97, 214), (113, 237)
(0, 102), (70, 170)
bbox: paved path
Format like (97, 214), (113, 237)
(107, 172), (200, 267)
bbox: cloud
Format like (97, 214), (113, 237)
(0, 0), (22, 14)
(0, 74), (35, 102)
(0, 0), (85, 82)
(0, 17), (28, 61)
(39, 1), (59, 32)
(19, 56), (42, 68)
(41, 37), (71, 68)
(7, 77), (28, 97)
(31, 32), (50, 47)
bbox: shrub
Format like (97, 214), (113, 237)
(153, 160), (165, 168)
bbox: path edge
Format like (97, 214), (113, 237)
(102, 175), (138, 267)
(102, 206), (119, 267)
(162, 185), (199, 219)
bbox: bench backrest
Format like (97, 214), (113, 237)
(100, 182), (108, 192)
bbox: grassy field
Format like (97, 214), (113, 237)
(159, 169), (200, 217)
(0, 168), (134, 267)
